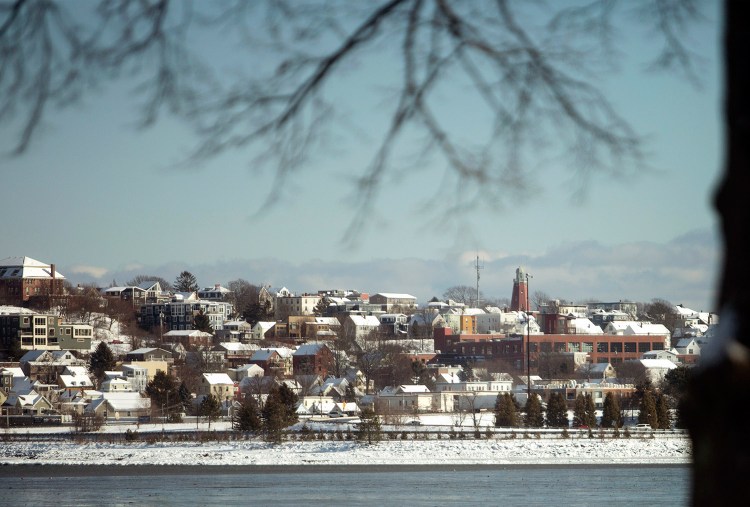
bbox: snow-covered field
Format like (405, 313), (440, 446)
(1, 416), (691, 467)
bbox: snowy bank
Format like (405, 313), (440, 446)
(1, 436), (690, 467)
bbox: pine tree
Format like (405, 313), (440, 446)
(494, 393), (518, 427)
(572, 393), (588, 428)
(262, 384), (299, 442)
(146, 371), (180, 421)
(174, 270), (199, 292)
(233, 395), (261, 432)
(656, 393), (671, 429)
(524, 394), (544, 428)
(89, 341), (116, 385)
(193, 311), (213, 333)
(199, 394), (222, 428)
(638, 389), (658, 429)
(357, 407), (382, 444)
(584, 393), (597, 428)
(546, 392), (569, 428)
(178, 381), (192, 413)
(601, 392), (622, 428)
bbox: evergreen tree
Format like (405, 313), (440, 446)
(178, 381), (193, 413)
(174, 270), (199, 292)
(524, 394), (544, 428)
(494, 393), (518, 427)
(145, 370), (181, 421)
(601, 392), (622, 428)
(233, 395), (261, 432)
(656, 393), (671, 430)
(193, 311), (213, 333)
(357, 407), (382, 444)
(584, 393), (597, 428)
(546, 392), (569, 428)
(262, 384), (299, 442)
(89, 342), (116, 385)
(638, 389), (658, 429)
(572, 393), (588, 428)
(344, 382), (357, 403)
(199, 394), (222, 428)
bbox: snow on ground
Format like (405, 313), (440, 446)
(1, 416), (691, 467)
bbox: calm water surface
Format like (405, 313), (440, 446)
(4, 465), (689, 506)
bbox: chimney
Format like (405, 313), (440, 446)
(50, 263), (55, 279)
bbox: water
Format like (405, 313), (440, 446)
(3, 465), (689, 506)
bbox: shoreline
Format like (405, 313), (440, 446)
(0, 462), (690, 477)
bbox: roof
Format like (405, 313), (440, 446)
(567, 318), (604, 334)
(202, 373), (234, 385)
(294, 343), (328, 356)
(217, 342), (258, 352)
(639, 359), (678, 370)
(348, 315), (381, 326)
(372, 293), (416, 299)
(0, 256), (65, 279)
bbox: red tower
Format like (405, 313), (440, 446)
(510, 266), (529, 312)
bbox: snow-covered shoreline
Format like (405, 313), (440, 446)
(1, 436), (691, 469)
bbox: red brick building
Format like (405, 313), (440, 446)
(0, 256), (65, 306)
(434, 327), (669, 372)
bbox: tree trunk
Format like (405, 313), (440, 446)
(686, 2), (750, 505)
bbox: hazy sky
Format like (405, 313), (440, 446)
(1, 2), (722, 311)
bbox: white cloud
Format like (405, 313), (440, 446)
(69, 265), (109, 278)
(60, 228), (719, 312)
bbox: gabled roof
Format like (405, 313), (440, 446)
(294, 343), (328, 356)
(202, 373), (234, 385)
(639, 359), (678, 370)
(0, 256), (65, 279)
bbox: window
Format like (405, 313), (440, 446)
(624, 342), (637, 353)
(611, 343), (623, 353)
(583, 342), (593, 353)
(638, 342), (651, 353)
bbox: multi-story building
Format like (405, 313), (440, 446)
(0, 256), (65, 306)
(139, 294), (233, 331)
(274, 294), (321, 320)
(0, 309), (93, 353)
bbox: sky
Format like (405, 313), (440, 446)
(0, 2), (722, 312)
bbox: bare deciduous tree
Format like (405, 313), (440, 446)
(0, 0), (700, 237)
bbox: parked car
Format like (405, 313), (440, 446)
(405, 419), (422, 426)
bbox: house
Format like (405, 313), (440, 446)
(100, 377), (133, 392)
(639, 358), (678, 383)
(249, 347), (294, 377)
(303, 317), (341, 341)
(293, 343), (333, 378)
(86, 392), (150, 420)
(369, 293), (417, 312)
(198, 373), (236, 403)
(126, 347), (173, 363)
(0, 256), (65, 306)
(674, 338), (701, 364)
(58, 367), (94, 398)
(251, 321), (276, 342)
(408, 311), (446, 339)
(228, 364), (265, 382)
(20, 349), (84, 383)
(216, 320), (254, 343)
(376, 384), (433, 413)
(378, 314), (409, 337)
(642, 349), (680, 363)
(162, 329), (213, 348)
(274, 293), (322, 320)
(122, 364), (149, 393)
(342, 315), (381, 343)
(214, 342), (259, 368)
(434, 374), (514, 412)
(198, 284), (232, 301)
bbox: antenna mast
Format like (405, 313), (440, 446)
(475, 255), (483, 308)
